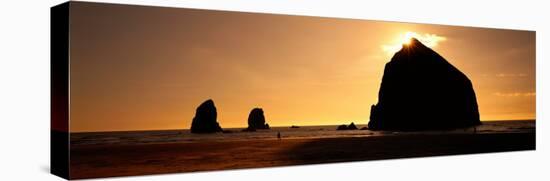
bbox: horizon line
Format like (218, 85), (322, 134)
(68, 119), (536, 133)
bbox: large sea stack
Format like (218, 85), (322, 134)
(190, 99), (223, 133)
(369, 38), (481, 131)
(246, 108), (270, 131)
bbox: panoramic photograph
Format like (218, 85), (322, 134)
(63, 2), (535, 179)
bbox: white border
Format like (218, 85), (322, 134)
(0, 0), (548, 181)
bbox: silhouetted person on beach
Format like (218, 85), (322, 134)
(277, 131), (281, 140)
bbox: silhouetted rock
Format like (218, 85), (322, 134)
(190, 99), (223, 133)
(241, 127), (256, 132)
(247, 108), (270, 130)
(369, 38), (481, 131)
(360, 127), (368, 130)
(337, 124), (348, 130)
(348, 122), (358, 130)
(337, 122), (358, 130)
(222, 130), (234, 133)
(290, 125), (300, 128)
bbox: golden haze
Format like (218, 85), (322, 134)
(68, 4), (535, 132)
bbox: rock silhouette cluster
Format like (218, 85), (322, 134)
(190, 99), (223, 133)
(189, 38), (482, 133)
(243, 108), (270, 132)
(190, 100), (272, 133)
(368, 38), (481, 131)
(337, 122), (358, 130)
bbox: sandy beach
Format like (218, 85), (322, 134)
(69, 132), (535, 179)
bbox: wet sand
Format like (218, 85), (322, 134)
(70, 132), (535, 179)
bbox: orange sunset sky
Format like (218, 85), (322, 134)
(68, 2), (535, 132)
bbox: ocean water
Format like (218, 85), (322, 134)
(70, 120), (535, 146)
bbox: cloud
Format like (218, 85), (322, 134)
(417, 33), (447, 47)
(381, 31), (447, 56)
(495, 73), (527, 77)
(493, 92), (536, 97)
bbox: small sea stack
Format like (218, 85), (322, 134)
(190, 99), (223, 133)
(244, 108), (270, 132)
(337, 125), (348, 130)
(369, 38), (481, 131)
(337, 122), (359, 130)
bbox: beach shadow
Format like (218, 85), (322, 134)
(279, 133), (535, 165)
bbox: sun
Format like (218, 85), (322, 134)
(400, 31), (418, 46)
(381, 31), (447, 56)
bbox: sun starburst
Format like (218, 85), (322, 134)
(382, 31), (447, 56)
